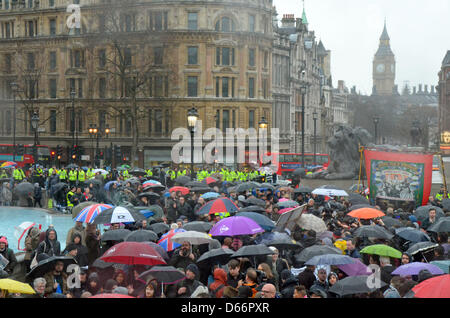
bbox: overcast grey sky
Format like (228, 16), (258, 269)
(273, 0), (450, 95)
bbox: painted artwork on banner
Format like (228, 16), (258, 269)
(364, 150), (433, 206)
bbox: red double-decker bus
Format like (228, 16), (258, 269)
(261, 152), (330, 177)
(0, 144), (52, 168)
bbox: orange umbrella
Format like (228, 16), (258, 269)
(347, 208), (385, 219)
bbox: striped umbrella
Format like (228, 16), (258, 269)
(0, 161), (17, 168)
(196, 197), (240, 215)
(74, 203), (114, 224)
(157, 228), (186, 252)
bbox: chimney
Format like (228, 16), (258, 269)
(413, 86), (416, 94)
(418, 84), (422, 93)
(424, 85), (428, 93)
(338, 80), (345, 92)
(281, 14), (296, 28)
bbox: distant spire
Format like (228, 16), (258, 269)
(302, 0), (308, 25)
(380, 18), (390, 41)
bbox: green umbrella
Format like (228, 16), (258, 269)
(360, 244), (402, 258)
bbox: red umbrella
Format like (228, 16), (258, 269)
(204, 177), (219, 185)
(169, 186), (190, 196)
(100, 241), (167, 266)
(90, 293), (135, 298)
(411, 274), (450, 298)
(196, 197), (240, 215)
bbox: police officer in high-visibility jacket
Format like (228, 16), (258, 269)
(66, 186), (77, 211)
(13, 167), (26, 184)
(68, 168), (77, 188)
(58, 168), (67, 182)
(77, 168), (86, 188)
(86, 166), (95, 180)
(122, 169), (130, 180)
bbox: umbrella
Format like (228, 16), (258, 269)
(209, 216), (265, 237)
(169, 186), (190, 196)
(239, 205), (266, 213)
(125, 230), (159, 242)
(292, 168), (306, 177)
(427, 216), (450, 233)
(27, 256), (77, 279)
(244, 197), (266, 207)
(381, 216), (403, 228)
(278, 207), (296, 214)
(86, 179), (103, 187)
(104, 181), (118, 191)
(293, 186), (313, 193)
(182, 221), (213, 233)
(66, 163), (78, 169)
(149, 222), (170, 235)
(234, 182), (261, 193)
(158, 228), (186, 252)
(147, 205), (164, 220)
(90, 293), (135, 298)
(411, 274), (450, 298)
(295, 245), (342, 263)
(52, 182), (69, 193)
(100, 241), (166, 266)
(93, 169), (108, 175)
(353, 225), (394, 240)
(119, 164), (131, 169)
(265, 237), (302, 251)
(347, 208), (385, 219)
(74, 203), (114, 224)
(231, 244), (275, 259)
(312, 188), (349, 197)
(305, 254), (356, 266)
(71, 201), (98, 218)
(139, 266), (186, 285)
(0, 161), (17, 168)
(296, 213), (327, 233)
(101, 229), (131, 242)
(196, 197), (240, 215)
(277, 200), (299, 209)
(258, 183), (276, 191)
(141, 242), (169, 262)
(92, 206), (146, 225)
(338, 258), (372, 277)
(171, 231), (213, 245)
(348, 193), (370, 205)
(328, 275), (387, 296)
(235, 212), (276, 231)
(143, 183), (166, 192)
(0, 279), (36, 295)
(203, 177), (220, 186)
(174, 175), (191, 185)
(441, 199), (450, 211)
(391, 262), (445, 276)
(360, 244), (402, 258)
(430, 260), (450, 274)
(129, 167), (147, 176)
(200, 192), (220, 200)
(196, 248), (234, 267)
(414, 205), (445, 222)
(406, 241), (439, 256)
(186, 181), (205, 188)
(189, 186), (212, 193)
(395, 227), (431, 243)
(137, 192), (160, 200)
(135, 207), (155, 219)
(14, 182), (34, 196)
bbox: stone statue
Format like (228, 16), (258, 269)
(306, 125), (373, 180)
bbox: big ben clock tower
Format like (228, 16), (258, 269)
(372, 21), (396, 96)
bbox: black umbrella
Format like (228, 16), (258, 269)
(427, 216), (450, 233)
(265, 238), (303, 251)
(139, 266), (186, 285)
(414, 206), (445, 222)
(182, 221), (213, 232)
(52, 182), (68, 194)
(239, 205), (266, 213)
(143, 184), (166, 192)
(244, 197), (266, 207)
(125, 230), (158, 242)
(186, 181), (205, 188)
(14, 182), (35, 196)
(101, 229), (131, 242)
(353, 225), (394, 240)
(149, 222), (170, 236)
(129, 168), (147, 176)
(328, 275), (387, 296)
(235, 182), (261, 193)
(294, 186), (313, 193)
(292, 168), (306, 177)
(406, 241), (439, 256)
(66, 164), (79, 169)
(258, 183), (276, 191)
(381, 216), (403, 228)
(27, 256), (77, 279)
(231, 244), (275, 259)
(147, 205), (164, 220)
(141, 241), (169, 261)
(91, 257), (126, 270)
(295, 245), (342, 263)
(175, 175), (191, 185)
(441, 199), (450, 211)
(138, 192), (160, 200)
(86, 179), (102, 186)
(189, 186), (211, 193)
(197, 248), (235, 267)
(348, 193), (370, 205)
(395, 227), (430, 243)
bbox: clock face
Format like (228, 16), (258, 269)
(376, 63), (385, 73)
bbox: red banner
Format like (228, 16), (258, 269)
(364, 149), (433, 206)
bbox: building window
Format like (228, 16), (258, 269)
(124, 48), (132, 66)
(98, 49), (106, 68)
(249, 15), (255, 32)
(26, 20), (37, 37)
(264, 51), (268, 68)
(165, 109), (170, 134)
(4, 53), (12, 73)
(187, 46), (198, 65)
(222, 77), (229, 98)
(4, 0), (10, 10)
(27, 52), (35, 70)
(222, 110), (229, 133)
(215, 110), (220, 128)
(49, 0), (54, 7)
(99, 77), (106, 98)
(71, 49), (85, 68)
(188, 12), (198, 30)
(249, 48), (255, 67)
(231, 78), (235, 97)
(77, 78), (83, 97)
(248, 77), (255, 98)
(49, 79), (57, 98)
(49, 51), (57, 70)
(122, 13), (136, 32)
(249, 110), (255, 128)
(155, 110), (162, 133)
(187, 76), (198, 97)
(27, 80), (38, 99)
(215, 17), (235, 32)
(232, 110), (236, 128)
(50, 110), (57, 134)
(262, 78), (268, 99)
(215, 78), (220, 97)
(216, 47), (235, 66)
(2, 21), (14, 38)
(27, 0), (33, 9)
(49, 18), (56, 36)
(149, 11), (168, 31)
(155, 76), (163, 97)
(148, 109), (152, 134)
(154, 47), (163, 65)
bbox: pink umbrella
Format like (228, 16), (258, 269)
(278, 207), (295, 214)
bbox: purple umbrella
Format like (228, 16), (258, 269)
(338, 258), (372, 276)
(392, 262), (445, 276)
(209, 216), (265, 237)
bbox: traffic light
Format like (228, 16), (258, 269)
(71, 146), (77, 159)
(114, 145), (121, 160)
(16, 144), (25, 156)
(56, 145), (63, 158)
(50, 150), (56, 158)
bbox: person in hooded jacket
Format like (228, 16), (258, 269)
(176, 264), (204, 298)
(85, 223), (101, 266)
(208, 268), (228, 298)
(24, 227), (41, 272)
(86, 272), (102, 295)
(36, 228), (61, 257)
(66, 221), (86, 247)
(1, 182), (12, 206)
(33, 183), (42, 208)
(64, 233), (89, 267)
(279, 269), (298, 298)
(0, 236), (17, 276)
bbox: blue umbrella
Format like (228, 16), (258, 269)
(305, 254), (356, 266)
(235, 212), (275, 231)
(104, 181), (118, 191)
(395, 227), (430, 243)
(201, 192), (220, 200)
(430, 260), (450, 274)
(81, 166), (89, 171)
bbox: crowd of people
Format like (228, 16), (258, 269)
(0, 163), (449, 298)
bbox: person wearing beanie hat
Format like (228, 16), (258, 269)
(112, 286), (129, 295)
(279, 269), (298, 298)
(0, 236), (17, 276)
(176, 263), (204, 298)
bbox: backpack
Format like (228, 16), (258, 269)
(209, 284), (225, 298)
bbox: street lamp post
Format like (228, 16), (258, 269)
(187, 107), (199, 179)
(313, 110), (318, 165)
(70, 89), (76, 162)
(11, 82), (18, 162)
(89, 124), (110, 168)
(373, 116), (380, 144)
(31, 111), (40, 167)
(300, 85), (307, 168)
